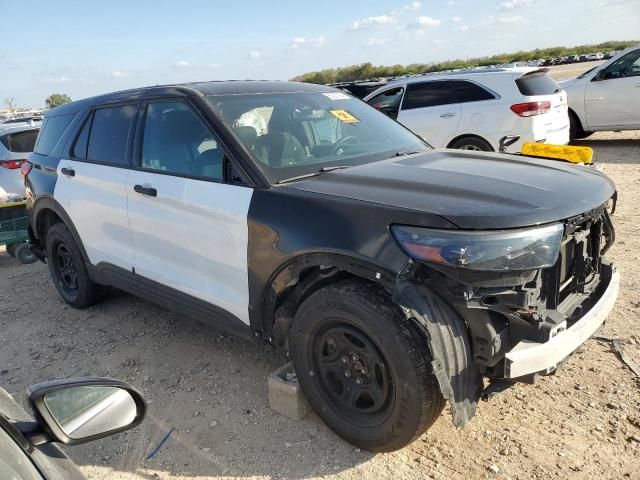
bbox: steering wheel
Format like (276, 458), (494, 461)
(331, 136), (357, 156)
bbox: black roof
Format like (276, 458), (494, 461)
(46, 81), (336, 117)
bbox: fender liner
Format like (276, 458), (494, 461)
(393, 264), (483, 427)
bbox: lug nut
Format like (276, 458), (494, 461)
(356, 378), (363, 385)
(354, 361), (363, 370)
(344, 370), (352, 378)
(341, 356), (349, 364)
(360, 368), (368, 375)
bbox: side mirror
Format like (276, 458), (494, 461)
(28, 378), (146, 445)
(593, 70), (607, 81)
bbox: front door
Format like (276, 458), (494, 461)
(397, 80), (461, 147)
(125, 100), (253, 325)
(585, 48), (640, 129)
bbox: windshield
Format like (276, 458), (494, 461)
(207, 91), (429, 184)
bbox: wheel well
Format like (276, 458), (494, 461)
(36, 208), (63, 241)
(269, 263), (392, 347)
(568, 108), (583, 129)
(447, 134), (494, 151)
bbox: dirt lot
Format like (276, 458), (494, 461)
(1, 64), (639, 480)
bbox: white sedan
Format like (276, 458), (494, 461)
(559, 45), (640, 139)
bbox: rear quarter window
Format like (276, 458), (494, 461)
(33, 114), (75, 155)
(0, 130), (39, 152)
(515, 72), (560, 96)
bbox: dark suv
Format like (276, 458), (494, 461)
(24, 81), (619, 452)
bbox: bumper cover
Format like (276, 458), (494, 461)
(504, 267), (620, 379)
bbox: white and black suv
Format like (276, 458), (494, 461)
(25, 81), (619, 452)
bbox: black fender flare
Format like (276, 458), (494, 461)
(258, 251), (396, 334)
(31, 195), (91, 265)
(393, 269), (483, 428)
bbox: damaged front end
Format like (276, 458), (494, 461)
(392, 204), (619, 427)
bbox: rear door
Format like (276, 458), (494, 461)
(397, 80), (461, 147)
(584, 48), (640, 129)
(54, 104), (137, 270)
(126, 99), (253, 325)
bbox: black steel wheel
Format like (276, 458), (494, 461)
(45, 223), (109, 308)
(290, 280), (445, 452)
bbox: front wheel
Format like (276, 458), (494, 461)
(290, 281), (445, 452)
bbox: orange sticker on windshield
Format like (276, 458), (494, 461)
(330, 109), (359, 123)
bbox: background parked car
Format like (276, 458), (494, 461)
(0, 124), (39, 195)
(0, 377), (145, 480)
(363, 68), (569, 152)
(559, 45), (640, 139)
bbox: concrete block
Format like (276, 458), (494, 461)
(268, 361), (311, 421)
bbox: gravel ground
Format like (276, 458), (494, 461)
(1, 63), (638, 480)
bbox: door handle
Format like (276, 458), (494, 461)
(60, 167), (75, 177)
(440, 112), (456, 118)
(133, 184), (158, 197)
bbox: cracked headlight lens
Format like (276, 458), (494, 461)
(391, 223), (563, 271)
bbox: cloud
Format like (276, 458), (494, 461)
(499, 0), (536, 9)
(407, 16), (441, 28)
(391, 1), (422, 15)
(209, 63), (222, 68)
(448, 0), (456, 5)
(451, 16), (462, 23)
(289, 36), (326, 49)
(247, 50), (261, 60)
(364, 37), (388, 47)
(490, 15), (525, 24)
(172, 60), (191, 68)
(110, 71), (131, 78)
(40, 76), (71, 84)
(350, 15), (396, 30)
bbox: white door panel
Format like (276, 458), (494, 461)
(585, 77), (637, 129)
(397, 104), (461, 147)
(54, 160), (134, 269)
(126, 171), (253, 325)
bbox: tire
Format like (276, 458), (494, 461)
(290, 280), (445, 452)
(5, 243), (18, 257)
(449, 136), (493, 151)
(15, 243), (37, 264)
(569, 111), (593, 140)
(45, 223), (109, 308)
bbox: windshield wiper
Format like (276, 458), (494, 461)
(390, 150), (421, 158)
(276, 166), (351, 185)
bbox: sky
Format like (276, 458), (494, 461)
(1, 0), (638, 107)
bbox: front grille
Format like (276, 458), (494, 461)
(542, 208), (611, 310)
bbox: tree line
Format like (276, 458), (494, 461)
(292, 40), (638, 84)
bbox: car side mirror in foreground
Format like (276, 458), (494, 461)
(27, 378), (146, 446)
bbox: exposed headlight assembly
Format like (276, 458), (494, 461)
(391, 223), (564, 271)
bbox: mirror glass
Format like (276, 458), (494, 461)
(43, 386), (137, 439)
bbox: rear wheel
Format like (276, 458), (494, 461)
(449, 136), (493, 151)
(45, 223), (109, 308)
(290, 280), (445, 452)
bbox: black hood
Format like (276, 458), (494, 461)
(285, 150), (616, 229)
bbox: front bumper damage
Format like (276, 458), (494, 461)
(504, 265), (619, 379)
(393, 206), (618, 428)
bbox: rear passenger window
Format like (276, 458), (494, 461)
(0, 130), (38, 152)
(33, 114), (74, 155)
(453, 81), (495, 103)
(141, 101), (223, 180)
(86, 105), (137, 165)
(402, 81), (457, 109)
(72, 115), (91, 159)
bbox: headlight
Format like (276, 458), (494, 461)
(391, 223), (563, 271)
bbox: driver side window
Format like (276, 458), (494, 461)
(367, 87), (404, 119)
(141, 101), (224, 181)
(602, 49), (640, 79)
